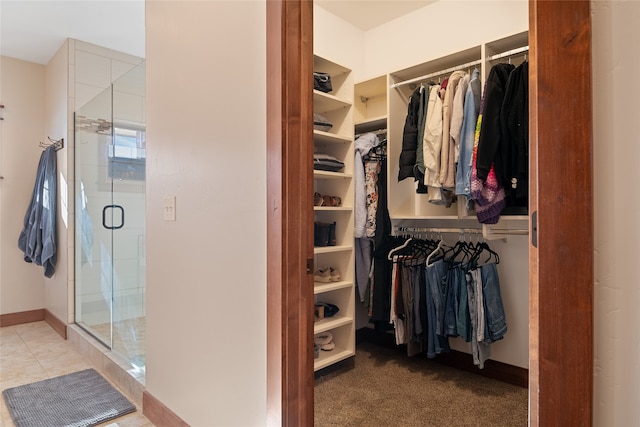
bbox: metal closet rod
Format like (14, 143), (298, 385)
(390, 58), (482, 89)
(390, 45), (529, 90)
(394, 226), (529, 236)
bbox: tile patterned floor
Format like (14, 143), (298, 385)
(0, 321), (154, 427)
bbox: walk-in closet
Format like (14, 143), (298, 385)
(312, 2), (531, 424)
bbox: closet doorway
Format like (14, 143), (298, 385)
(265, 1), (593, 425)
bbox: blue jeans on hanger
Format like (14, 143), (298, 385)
(481, 262), (508, 342)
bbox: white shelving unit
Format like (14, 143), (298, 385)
(313, 55), (355, 371)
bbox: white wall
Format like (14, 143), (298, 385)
(313, 4), (365, 80)
(43, 41), (71, 323)
(363, 0), (528, 79)
(0, 56), (47, 314)
(592, 1), (640, 425)
(145, 1), (266, 426)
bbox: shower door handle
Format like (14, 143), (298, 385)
(102, 205), (125, 230)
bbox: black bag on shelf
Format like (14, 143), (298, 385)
(314, 72), (333, 93)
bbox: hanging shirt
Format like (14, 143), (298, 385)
(422, 84), (443, 190)
(440, 70), (466, 189)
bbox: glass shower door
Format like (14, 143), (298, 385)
(75, 63), (146, 373)
(75, 85), (117, 349)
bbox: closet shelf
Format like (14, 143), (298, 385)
(314, 348), (355, 371)
(314, 206), (352, 212)
(355, 116), (387, 130)
(391, 215), (460, 221)
(314, 315), (353, 334)
(314, 245), (352, 255)
(314, 90), (352, 114)
(314, 280), (353, 295)
(314, 170), (353, 179)
(314, 130), (352, 145)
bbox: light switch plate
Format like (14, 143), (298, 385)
(163, 195), (176, 221)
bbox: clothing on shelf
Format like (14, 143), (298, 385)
(314, 152), (345, 172)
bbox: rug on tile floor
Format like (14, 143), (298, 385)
(2, 368), (136, 427)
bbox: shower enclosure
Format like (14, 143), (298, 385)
(74, 63), (146, 374)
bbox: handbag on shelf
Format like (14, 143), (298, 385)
(314, 71), (333, 93)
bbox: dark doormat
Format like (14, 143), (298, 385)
(2, 368), (136, 427)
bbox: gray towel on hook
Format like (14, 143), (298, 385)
(18, 145), (57, 277)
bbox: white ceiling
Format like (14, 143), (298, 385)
(315, 0), (436, 31)
(0, 0), (145, 65)
(0, 1), (434, 66)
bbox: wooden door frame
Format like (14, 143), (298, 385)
(266, 0), (593, 425)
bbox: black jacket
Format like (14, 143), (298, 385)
(500, 61), (529, 205)
(475, 63), (515, 182)
(398, 86), (422, 181)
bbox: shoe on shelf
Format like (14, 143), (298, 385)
(314, 331), (333, 346)
(314, 192), (324, 206)
(319, 341), (335, 351)
(314, 267), (331, 283)
(329, 268), (341, 282)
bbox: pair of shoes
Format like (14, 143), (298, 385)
(314, 192), (342, 207)
(314, 222), (337, 247)
(314, 331), (335, 351)
(313, 267), (341, 283)
(314, 302), (339, 322)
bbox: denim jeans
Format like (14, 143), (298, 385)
(481, 262), (508, 342)
(425, 260), (450, 358)
(444, 263), (461, 337)
(467, 269), (491, 368)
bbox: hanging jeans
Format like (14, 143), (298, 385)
(481, 262), (508, 342)
(456, 267), (471, 342)
(467, 269), (491, 368)
(444, 263), (461, 337)
(425, 259), (450, 358)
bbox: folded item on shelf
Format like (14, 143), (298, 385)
(314, 113), (333, 132)
(314, 153), (344, 172)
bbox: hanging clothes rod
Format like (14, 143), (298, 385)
(488, 46), (529, 61)
(394, 225), (528, 236)
(390, 59), (482, 89)
(356, 128), (387, 138)
(390, 45), (529, 90)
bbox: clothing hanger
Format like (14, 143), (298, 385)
(388, 237), (413, 261)
(426, 237), (445, 266)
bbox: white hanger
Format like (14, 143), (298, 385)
(387, 238), (413, 261)
(426, 237), (445, 266)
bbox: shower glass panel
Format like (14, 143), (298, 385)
(75, 63), (146, 375)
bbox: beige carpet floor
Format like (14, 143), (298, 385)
(314, 341), (528, 426)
